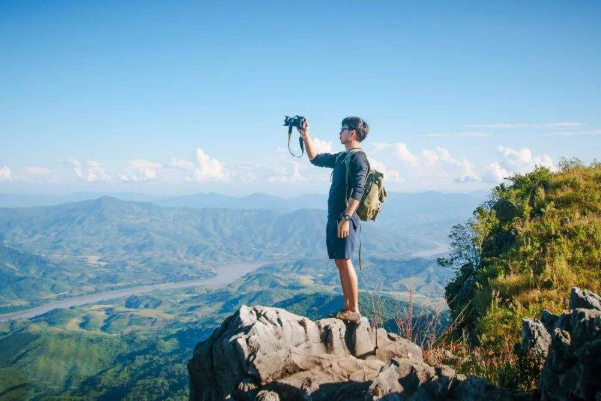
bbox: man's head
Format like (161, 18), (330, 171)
(340, 116), (369, 144)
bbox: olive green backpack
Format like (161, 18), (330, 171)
(342, 148), (387, 221)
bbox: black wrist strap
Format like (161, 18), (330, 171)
(287, 126), (304, 158)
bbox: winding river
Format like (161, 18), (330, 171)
(0, 241), (450, 323)
(0, 262), (264, 323)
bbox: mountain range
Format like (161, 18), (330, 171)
(0, 193), (474, 311)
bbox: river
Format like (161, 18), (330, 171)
(411, 240), (449, 258)
(0, 262), (264, 323)
(0, 242), (449, 323)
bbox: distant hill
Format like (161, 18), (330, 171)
(0, 192), (162, 208)
(0, 190), (484, 212)
(0, 245), (75, 308)
(0, 197), (432, 264)
(0, 191), (486, 242)
(0, 197), (442, 309)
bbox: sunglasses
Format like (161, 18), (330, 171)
(340, 127), (353, 133)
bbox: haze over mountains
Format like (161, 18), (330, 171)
(0, 191), (485, 312)
(0, 190), (486, 233)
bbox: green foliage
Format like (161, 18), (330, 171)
(436, 339), (542, 392)
(0, 328), (132, 399)
(441, 162), (601, 389)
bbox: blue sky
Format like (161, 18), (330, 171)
(1, 0), (600, 196)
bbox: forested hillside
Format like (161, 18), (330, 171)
(442, 160), (601, 374)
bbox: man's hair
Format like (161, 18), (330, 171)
(342, 116), (369, 142)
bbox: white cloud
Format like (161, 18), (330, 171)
(420, 149), (439, 166)
(268, 161), (304, 182)
(67, 159), (84, 178)
(119, 159), (162, 182)
(467, 122), (584, 129)
(497, 146), (554, 172)
(395, 142), (418, 164)
(364, 142), (480, 185)
(371, 142), (393, 153)
(24, 166), (51, 176)
(192, 148), (229, 182)
(454, 158), (479, 183)
(542, 130), (601, 137)
(312, 137), (333, 154)
(170, 147), (229, 182)
(483, 162), (511, 183)
(421, 132), (490, 138)
(169, 158), (196, 171)
(0, 166), (11, 181)
(231, 162), (262, 183)
(368, 158), (402, 182)
(67, 159), (111, 182)
(483, 146), (555, 183)
(85, 161), (112, 182)
(420, 147), (479, 183)
(436, 147), (456, 163)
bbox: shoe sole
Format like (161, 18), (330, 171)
(337, 313), (361, 322)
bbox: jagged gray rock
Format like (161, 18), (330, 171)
(538, 298), (601, 401)
(188, 305), (528, 401)
(569, 287), (601, 311)
(521, 318), (552, 363)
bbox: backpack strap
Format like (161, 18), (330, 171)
(342, 148), (367, 271)
(343, 148), (369, 206)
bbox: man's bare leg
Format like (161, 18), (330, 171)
(336, 258), (359, 313)
(335, 259), (350, 311)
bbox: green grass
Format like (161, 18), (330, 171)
(441, 159), (601, 390)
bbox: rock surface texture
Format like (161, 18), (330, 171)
(188, 305), (530, 401)
(536, 287), (601, 401)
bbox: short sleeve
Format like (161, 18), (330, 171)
(310, 153), (339, 169)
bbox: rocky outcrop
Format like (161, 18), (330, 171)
(188, 287), (601, 401)
(535, 287), (601, 401)
(188, 305), (529, 401)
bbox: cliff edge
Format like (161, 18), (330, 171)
(188, 305), (534, 401)
(188, 287), (600, 401)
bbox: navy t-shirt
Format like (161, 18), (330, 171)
(310, 149), (369, 220)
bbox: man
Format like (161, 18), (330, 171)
(298, 117), (369, 322)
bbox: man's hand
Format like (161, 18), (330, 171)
(298, 120), (310, 139)
(338, 219), (350, 238)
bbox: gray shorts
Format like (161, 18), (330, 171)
(326, 216), (359, 260)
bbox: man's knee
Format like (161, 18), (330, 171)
(335, 258), (351, 269)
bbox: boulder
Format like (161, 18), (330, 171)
(188, 305), (527, 401)
(538, 288), (601, 401)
